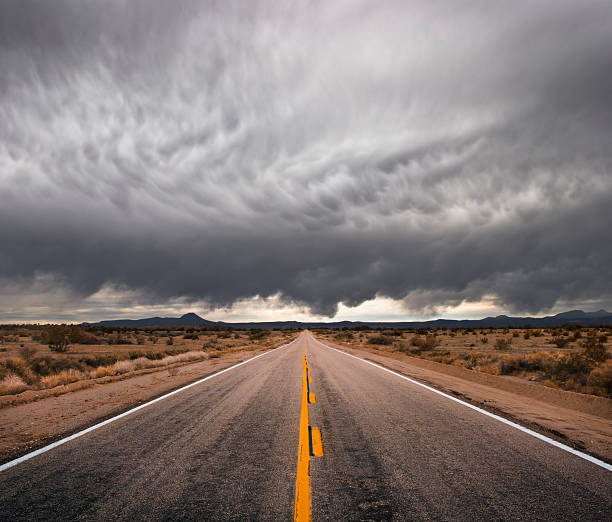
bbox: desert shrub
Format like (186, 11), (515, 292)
(421, 335), (439, 351)
(0, 374), (28, 395)
(583, 337), (607, 362)
(183, 334), (199, 340)
(0, 358), (38, 384)
(547, 353), (590, 382)
(397, 341), (410, 353)
(29, 356), (87, 376)
(499, 356), (530, 375)
(495, 338), (512, 350)
(512, 331), (519, 338)
(68, 327), (99, 345)
(524, 331), (531, 340)
(572, 331), (582, 340)
(598, 334), (608, 343)
(368, 335), (393, 346)
(249, 330), (270, 340)
(40, 369), (84, 389)
(43, 326), (70, 352)
(587, 361), (612, 396)
(18, 345), (37, 361)
(552, 337), (569, 348)
(410, 335), (438, 351)
(480, 337), (488, 344)
(334, 331), (354, 341)
(166, 337), (174, 346)
(106, 333), (131, 345)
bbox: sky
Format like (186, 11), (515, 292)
(1, 0), (612, 324)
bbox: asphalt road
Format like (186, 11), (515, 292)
(1, 331), (610, 520)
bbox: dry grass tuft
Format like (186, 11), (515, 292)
(0, 374), (28, 395)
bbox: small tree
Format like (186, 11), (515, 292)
(584, 337), (607, 362)
(45, 326), (69, 353)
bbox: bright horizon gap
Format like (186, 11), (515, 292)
(2, 295), (610, 325)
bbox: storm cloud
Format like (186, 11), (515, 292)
(1, 0), (612, 321)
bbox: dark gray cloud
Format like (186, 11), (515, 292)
(1, 0), (612, 321)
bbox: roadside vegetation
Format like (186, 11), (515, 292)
(320, 326), (612, 398)
(0, 326), (295, 397)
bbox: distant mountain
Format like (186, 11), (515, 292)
(82, 309), (612, 329)
(83, 312), (217, 328)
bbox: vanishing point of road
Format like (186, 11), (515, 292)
(1, 331), (610, 520)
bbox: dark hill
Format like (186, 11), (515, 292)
(82, 309), (612, 329)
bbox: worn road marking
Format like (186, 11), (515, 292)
(311, 427), (324, 457)
(294, 354), (311, 521)
(0, 339), (297, 473)
(314, 337), (612, 472)
(309, 393), (316, 403)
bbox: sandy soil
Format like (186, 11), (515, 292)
(0, 345), (278, 463)
(316, 336), (612, 462)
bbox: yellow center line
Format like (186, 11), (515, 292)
(294, 354), (311, 521)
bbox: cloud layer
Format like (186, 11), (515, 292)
(1, 0), (612, 321)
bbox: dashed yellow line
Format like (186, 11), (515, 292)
(311, 428), (324, 457)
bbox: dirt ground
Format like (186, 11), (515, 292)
(315, 335), (612, 462)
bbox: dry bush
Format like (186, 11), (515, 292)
(106, 333), (131, 345)
(368, 334), (393, 346)
(43, 326), (70, 352)
(480, 337), (488, 344)
(0, 358), (38, 385)
(0, 374), (28, 395)
(583, 337), (608, 362)
(68, 327), (99, 345)
(552, 337), (569, 348)
(334, 331), (354, 342)
(410, 335), (438, 351)
(494, 337), (512, 350)
(587, 361), (612, 396)
(40, 369), (84, 388)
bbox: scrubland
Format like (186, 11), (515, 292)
(317, 326), (612, 398)
(0, 326), (293, 398)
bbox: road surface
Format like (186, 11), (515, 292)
(0, 331), (610, 520)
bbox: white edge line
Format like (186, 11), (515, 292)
(313, 337), (612, 472)
(0, 339), (297, 473)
